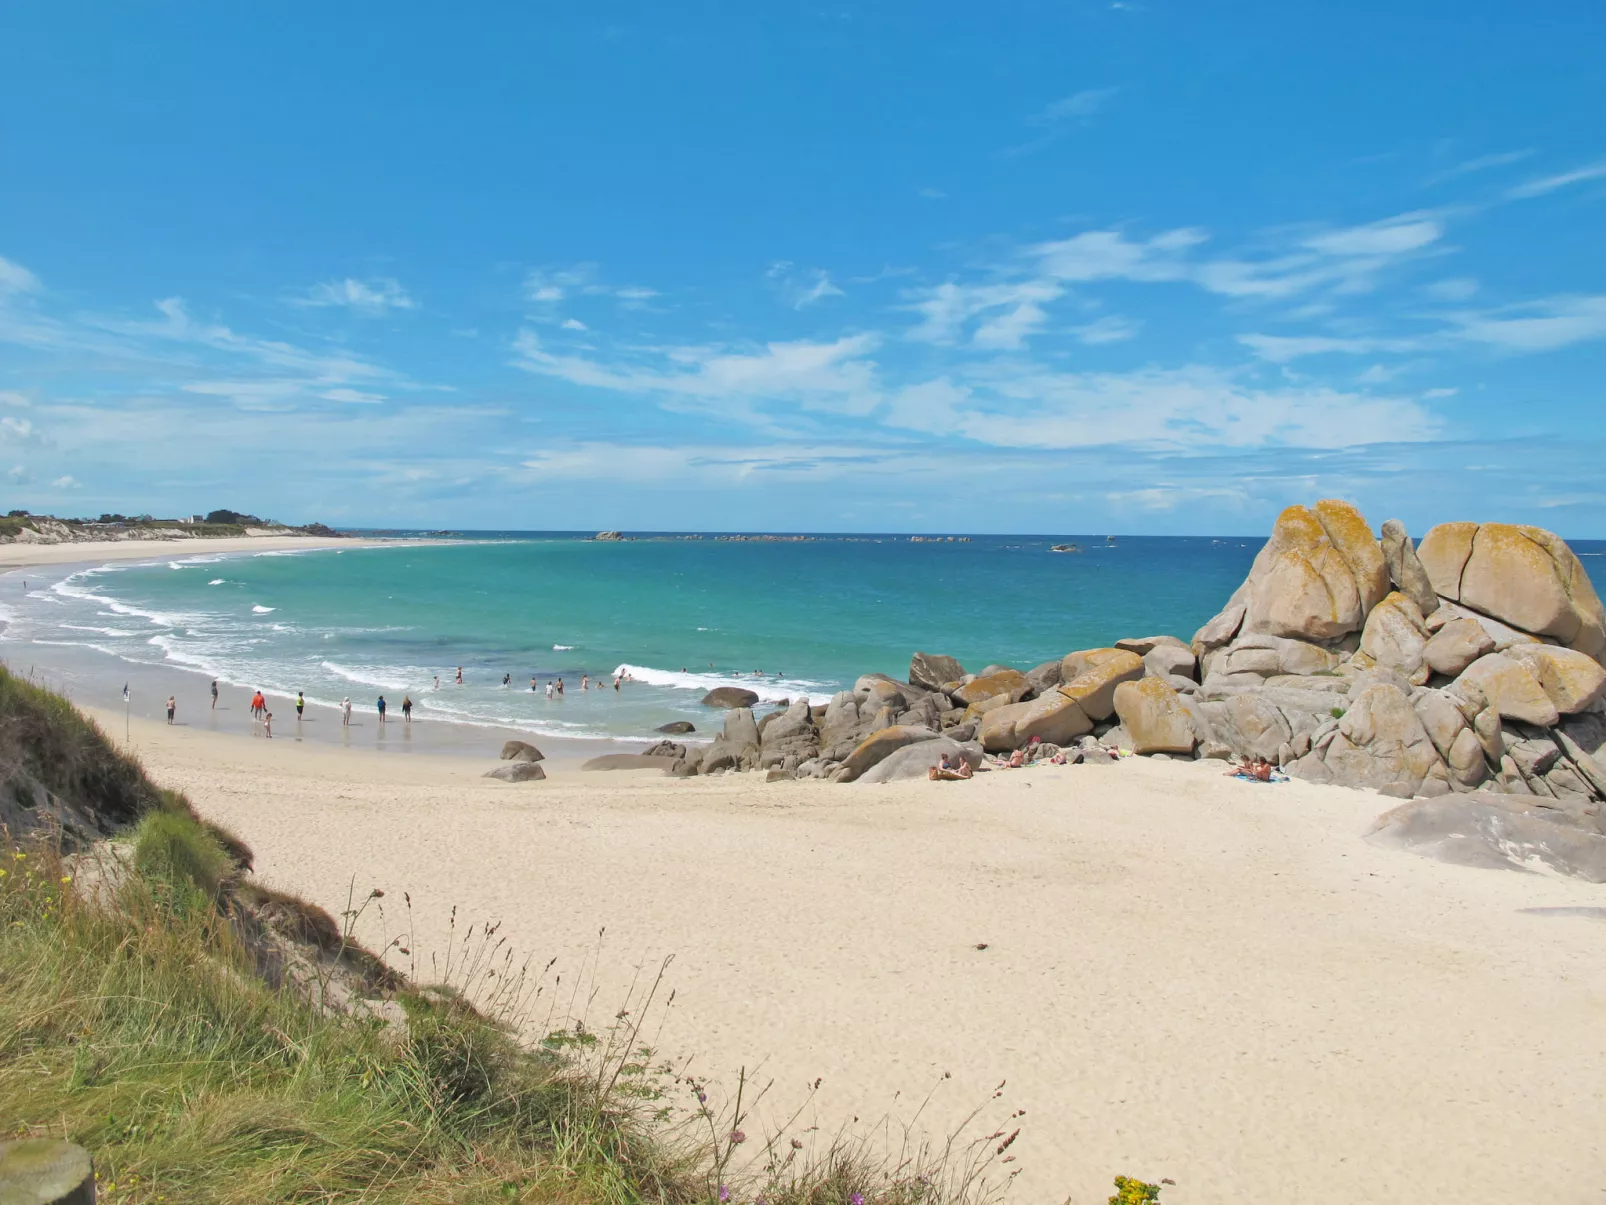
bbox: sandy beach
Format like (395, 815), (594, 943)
(92, 706), (1606, 1205)
(0, 534), (396, 571)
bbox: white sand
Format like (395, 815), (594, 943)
(98, 708), (1605, 1204)
(0, 534), (397, 570)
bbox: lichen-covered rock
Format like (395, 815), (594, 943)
(909, 652), (966, 692)
(1057, 649), (1145, 721)
(1197, 693), (1292, 761)
(1112, 676), (1196, 755)
(1380, 519), (1440, 619)
(950, 669), (1029, 708)
(1243, 500), (1389, 642)
(978, 700), (1034, 752)
(838, 725), (939, 781)
(1015, 691), (1095, 746)
(1323, 683), (1445, 793)
(1191, 592), (1247, 656)
(1418, 521), (1606, 660)
(1453, 654), (1560, 728)
(1422, 617), (1496, 678)
(1114, 635), (1190, 657)
(1505, 645), (1606, 715)
(1358, 591), (1431, 685)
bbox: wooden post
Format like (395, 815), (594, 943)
(0, 1139), (94, 1204)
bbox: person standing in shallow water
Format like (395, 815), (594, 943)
(166, 695), (176, 724)
(210, 680), (218, 710)
(402, 695), (413, 723)
(342, 697), (351, 726)
(295, 691), (305, 721)
(377, 695), (387, 724)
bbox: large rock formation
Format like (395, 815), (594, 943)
(909, 652), (966, 692)
(1418, 522), (1606, 660)
(1112, 677), (1195, 755)
(1243, 500), (1389, 642)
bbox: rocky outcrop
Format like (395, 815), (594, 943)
(909, 652), (966, 692)
(1243, 500), (1389, 642)
(500, 740), (544, 763)
(1422, 617), (1495, 677)
(1113, 677), (1195, 755)
(857, 737), (984, 783)
(838, 725), (939, 782)
(1057, 649), (1144, 721)
(1418, 522), (1606, 660)
(485, 761), (546, 782)
(701, 686), (760, 709)
(951, 669), (1029, 708)
(697, 707), (762, 774)
(759, 699), (819, 769)
(656, 721), (697, 734)
(1357, 592), (1431, 685)
(1367, 793), (1606, 881)
(1379, 519), (1439, 619)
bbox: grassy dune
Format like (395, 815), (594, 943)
(0, 667), (1146, 1203)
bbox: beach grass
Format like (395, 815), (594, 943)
(0, 664), (1047, 1205)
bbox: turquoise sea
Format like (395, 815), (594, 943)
(3, 532), (1277, 742)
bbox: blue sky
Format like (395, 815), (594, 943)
(1, 2), (1603, 535)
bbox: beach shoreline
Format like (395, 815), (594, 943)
(93, 702), (1606, 1205)
(0, 533), (398, 571)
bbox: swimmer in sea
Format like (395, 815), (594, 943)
(455, 666), (463, 685)
(503, 673), (511, 688)
(556, 678), (564, 695)
(545, 681), (555, 699)
(581, 674), (589, 691)
(530, 677), (537, 691)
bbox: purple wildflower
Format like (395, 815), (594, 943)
(851, 1194), (864, 1205)
(729, 1129), (746, 1145)
(718, 1186), (731, 1202)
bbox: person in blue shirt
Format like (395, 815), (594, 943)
(377, 695), (387, 723)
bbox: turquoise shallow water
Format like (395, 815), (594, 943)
(10, 532), (1267, 740)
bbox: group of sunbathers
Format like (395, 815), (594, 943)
(1225, 754), (1279, 781)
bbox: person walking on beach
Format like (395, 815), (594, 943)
(166, 695), (176, 725)
(264, 711), (273, 739)
(210, 680), (218, 710)
(402, 695), (413, 723)
(377, 695), (387, 724)
(342, 697), (352, 726)
(295, 691), (305, 721)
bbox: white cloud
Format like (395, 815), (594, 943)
(1425, 277), (1478, 301)
(1303, 212), (1443, 257)
(1032, 88), (1118, 124)
(50, 475), (78, 489)
(1030, 228), (1202, 283)
(1423, 149), (1535, 186)
(561, 318), (589, 331)
(296, 277), (416, 314)
(1237, 333), (1425, 362)
(6, 465), (25, 482)
(917, 187), (947, 200)
(1072, 315), (1141, 344)
(905, 280), (1063, 345)
(1507, 161), (1606, 199)
(320, 388), (387, 404)
(769, 263), (844, 309)
(888, 363), (1440, 450)
(512, 330), (884, 416)
(1, 416), (35, 440)
(526, 266), (658, 307)
(0, 255), (41, 294)
(0, 390), (30, 407)
(1421, 387), (1458, 399)
(1452, 295), (1606, 352)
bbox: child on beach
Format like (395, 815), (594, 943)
(210, 680), (218, 710)
(377, 695), (387, 723)
(295, 691), (305, 720)
(264, 711), (272, 738)
(342, 697), (352, 725)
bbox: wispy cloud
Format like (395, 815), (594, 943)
(1072, 315), (1141, 344)
(917, 187), (947, 200)
(1508, 160), (1606, 199)
(903, 280), (1063, 346)
(1237, 332), (1426, 362)
(1452, 294), (1606, 351)
(1029, 88), (1118, 126)
(0, 255), (41, 294)
(1423, 148), (1535, 187)
(294, 277), (417, 314)
(525, 264), (659, 307)
(767, 263), (845, 309)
